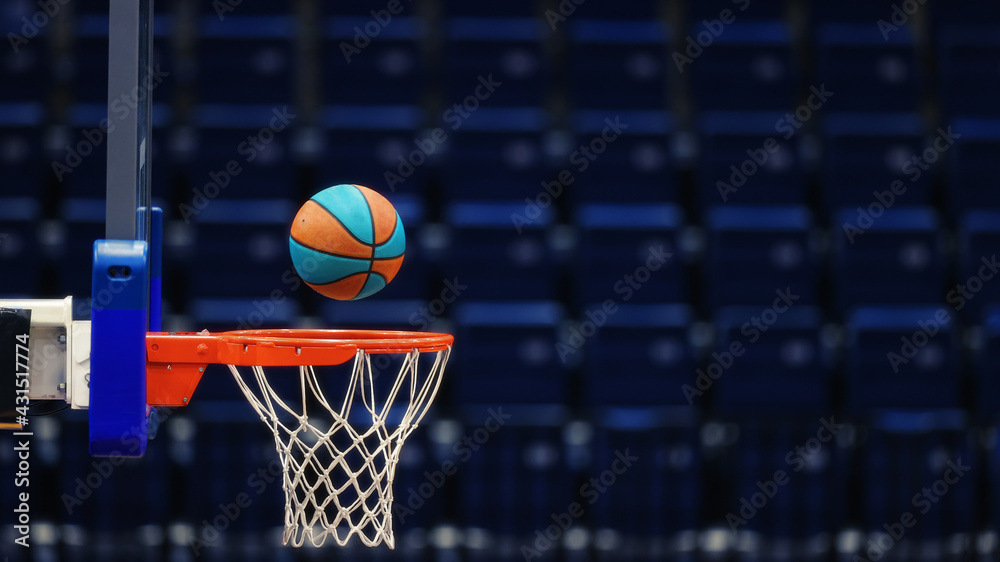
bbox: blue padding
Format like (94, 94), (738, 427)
(0, 103), (44, 124)
(322, 105), (424, 129)
(447, 17), (543, 40)
(193, 104), (297, 128)
(200, 15), (293, 37)
(455, 107), (548, 131)
(447, 201), (554, 227)
(573, 110), (672, 134)
(578, 203), (683, 229)
(818, 22), (914, 45)
(572, 20), (668, 42)
(193, 199), (295, 224)
(835, 207), (938, 231)
(822, 112), (924, 136)
(327, 16), (420, 39)
(850, 306), (954, 330)
(953, 117), (1000, 139)
(707, 205), (810, 230)
(455, 301), (563, 326)
(0, 198), (40, 219)
(89, 240), (149, 457)
(700, 111), (788, 135)
(870, 409), (967, 433)
(704, 21), (789, 44)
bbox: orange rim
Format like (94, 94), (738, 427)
(146, 330), (454, 407)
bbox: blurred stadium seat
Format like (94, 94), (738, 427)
(698, 112), (805, 206)
(845, 306), (961, 412)
(815, 23), (922, 112)
(569, 20), (669, 111)
(688, 22), (797, 112)
(821, 112), (932, 212)
(956, 211), (1000, 322)
(948, 118), (1000, 214)
(444, 18), (548, 108)
(446, 202), (557, 300)
(705, 205), (817, 308)
(583, 304), (694, 408)
(833, 208), (945, 309)
(575, 203), (684, 306)
(322, 16), (424, 106)
(571, 110), (675, 204)
(937, 26), (1000, 119)
(0, 198), (42, 297)
(453, 301), (567, 408)
(197, 16), (294, 105)
(713, 305), (829, 414)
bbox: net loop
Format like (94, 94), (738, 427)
(229, 345), (450, 548)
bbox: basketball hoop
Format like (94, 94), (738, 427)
(145, 330), (453, 548)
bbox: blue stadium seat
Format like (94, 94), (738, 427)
(815, 23), (921, 112)
(441, 108), (548, 201)
(445, 18), (547, 108)
(322, 16), (423, 106)
(200, 0), (290, 16)
(575, 204), (684, 305)
(74, 15), (173, 105)
(583, 304), (694, 408)
(810, 0), (910, 26)
(845, 307), (961, 412)
(181, 106), (298, 201)
(319, 106), (428, 197)
(698, 112), (805, 206)
(833, 208), (945, 309)
(688, 22), (797, 111)
(948, 118), (1000, 214)
(198, 17), (294, 104)
(929, 0), (1000, 31)
(446, 202), (557, 300)
(64, 104), (172, 200)
(570, 110), (675, 204)
(187, 199), (298, 302)
(458, 419), (573, 537)
(938, 27), (1000, 119)
(570, 20), (669, 110)
(443, 0), (537, 17)
(859, 411), (977, 543)
(0, 198), (41, 296)
(705, 206), (817, 308)
(59, 198), (105, 298)
(589, 409), (700, 543)
(713, 306), (828, 414)
(956, 212), (1000, 322)
(0, 103), (45, 199)
(717, 418), (848, 538)
(568, 0), (660, 21)
(976, 306), (1000, 418)
(688, 0), (783, 22)
(0, 7), (50, 103)
(821, 113), (931, 212)
(453, 302), (567, 407)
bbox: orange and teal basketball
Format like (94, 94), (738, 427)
(289, 184), (405, 301)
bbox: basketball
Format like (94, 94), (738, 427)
(289, 184), (405, 301)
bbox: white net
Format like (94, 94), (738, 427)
(229, 346), (449, 548)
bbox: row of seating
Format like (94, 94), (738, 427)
(3, 104), (999, 212)
(0, 411), (996, 552)
(4, 6), (1000, 114)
